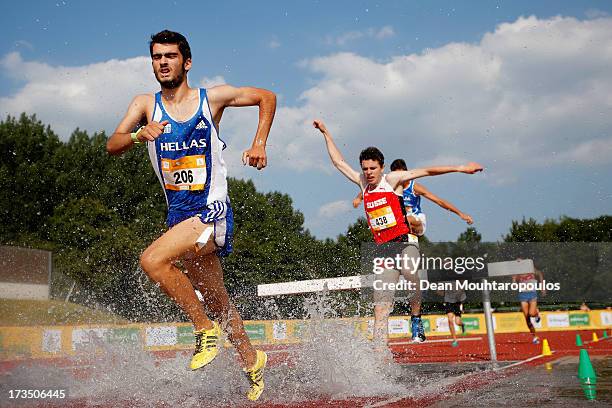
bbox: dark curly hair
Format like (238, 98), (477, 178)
(359, 147), (385, 166)
(149, 30), (192, 61)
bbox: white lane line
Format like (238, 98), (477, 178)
(364, 351), (551, 407)
(583, 336), (611, 345)
(495, 352), (551, 371)
(391, 336), (483, 346)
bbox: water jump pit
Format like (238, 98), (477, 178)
(1, 323), (610, 407)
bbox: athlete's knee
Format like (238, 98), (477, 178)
(140, 248), (170, 280)
(374, 303), (392, 317)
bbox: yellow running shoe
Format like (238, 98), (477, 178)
(244, 350), (267, 401)
(190, 321), (220, 370)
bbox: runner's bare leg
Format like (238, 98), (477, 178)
(185, 250), (257, 368)
(140, 216), (214, 331)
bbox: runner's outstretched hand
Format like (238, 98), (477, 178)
(459, 162), (484, 174)
(313, 119), (329, 134)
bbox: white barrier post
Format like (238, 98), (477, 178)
(482, 278), (497, 362)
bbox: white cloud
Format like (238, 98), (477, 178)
(328, 25), (395, 45)
(14, 40), (34, 51)
(585, 9), (609, 19)
(0, 53), (156, 137)
(268, 39), (281, 49)
(331, 31), (364, 46)
(1, 15), (611, 186)
(317, 200), (352, 218)
(198, 75), (226, 88)
(553, 138), (612, 165)
(0, 53), (227, 139)
(374, 26), (395, 39)
(277, 15), (612, 181)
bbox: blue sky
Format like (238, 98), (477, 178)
(1, 1), (611, 241)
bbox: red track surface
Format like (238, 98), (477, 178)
(4, 329), (611, 408)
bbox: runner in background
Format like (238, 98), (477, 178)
(351, 158), (476, 342)
(513, 261), (546, 344)
(352, 158), (474, 237)
(443, 288), (467, 347)
(313, 118), (483, 345)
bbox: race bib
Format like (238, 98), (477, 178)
(161, 155), (207, 191)
(368, 206), (397, 231)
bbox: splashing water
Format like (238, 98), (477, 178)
(0, 292), (478, 406)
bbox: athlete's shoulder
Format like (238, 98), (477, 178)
(413, 182), (425, 195)
(124, 94), (155, 119)
(358, 174), (367, 190)
(130, 93), (155, 109)
(385, 171), (401, 187)
(206, 84), (234, 100)
(134, 93), (155, 102)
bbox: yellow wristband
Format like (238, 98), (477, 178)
(131, 126), (145, 144)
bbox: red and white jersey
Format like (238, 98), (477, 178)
(515, 273), (536, 284)
(362, 174), (411, 244)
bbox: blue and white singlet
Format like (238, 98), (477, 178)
(146, 88), (233, 256)
(402, 180), (422, 215)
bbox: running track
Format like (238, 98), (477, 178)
(4, 329), (611, 407)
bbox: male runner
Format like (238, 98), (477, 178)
(353, 159), (474, 341)
(107, 30), (276, 401)
(513, 262), (545, 344)
(443, 288), (467, 347)
(353, 159), (473, 236)
(312, 119), (482, 346)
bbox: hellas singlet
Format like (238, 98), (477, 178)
(146, 88), (230, 227)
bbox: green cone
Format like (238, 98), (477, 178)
(576, 334), (583, 346)
(578, 349), (597, 400)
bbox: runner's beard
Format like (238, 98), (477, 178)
(157, 70), (186, 90)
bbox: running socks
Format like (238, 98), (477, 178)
(411, 315), (426, 343)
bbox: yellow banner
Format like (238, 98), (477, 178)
(1, 310), (610, 361)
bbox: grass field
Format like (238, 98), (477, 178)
(0, 298), (129, 326)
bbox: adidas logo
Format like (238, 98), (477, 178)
(196, 120), (208, 130)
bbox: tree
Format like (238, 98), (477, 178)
(0, 114), (61, 240)
(504, 216), (612, 242)
(458, 227), (481, 243)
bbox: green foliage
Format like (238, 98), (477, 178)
(0, 114), (62, 238)
(501, 217), (611, 305)
(458, 227), (482, 243)
(1, 114), (609, 322)
(504, 216), (612, 242)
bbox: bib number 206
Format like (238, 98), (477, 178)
(173, 170), (194, 184)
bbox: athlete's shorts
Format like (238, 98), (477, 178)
(407, 212), (427, 236)
(167, 201), (234, 257)
(518, 291), (537, 302)
(444, 302), (463, 316)
(373, 242), (420, 305)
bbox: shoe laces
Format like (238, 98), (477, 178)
(246, 362), (264, 385)
(194, 327), (218, 355)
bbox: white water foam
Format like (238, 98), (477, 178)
(1, 293), (484, 406)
